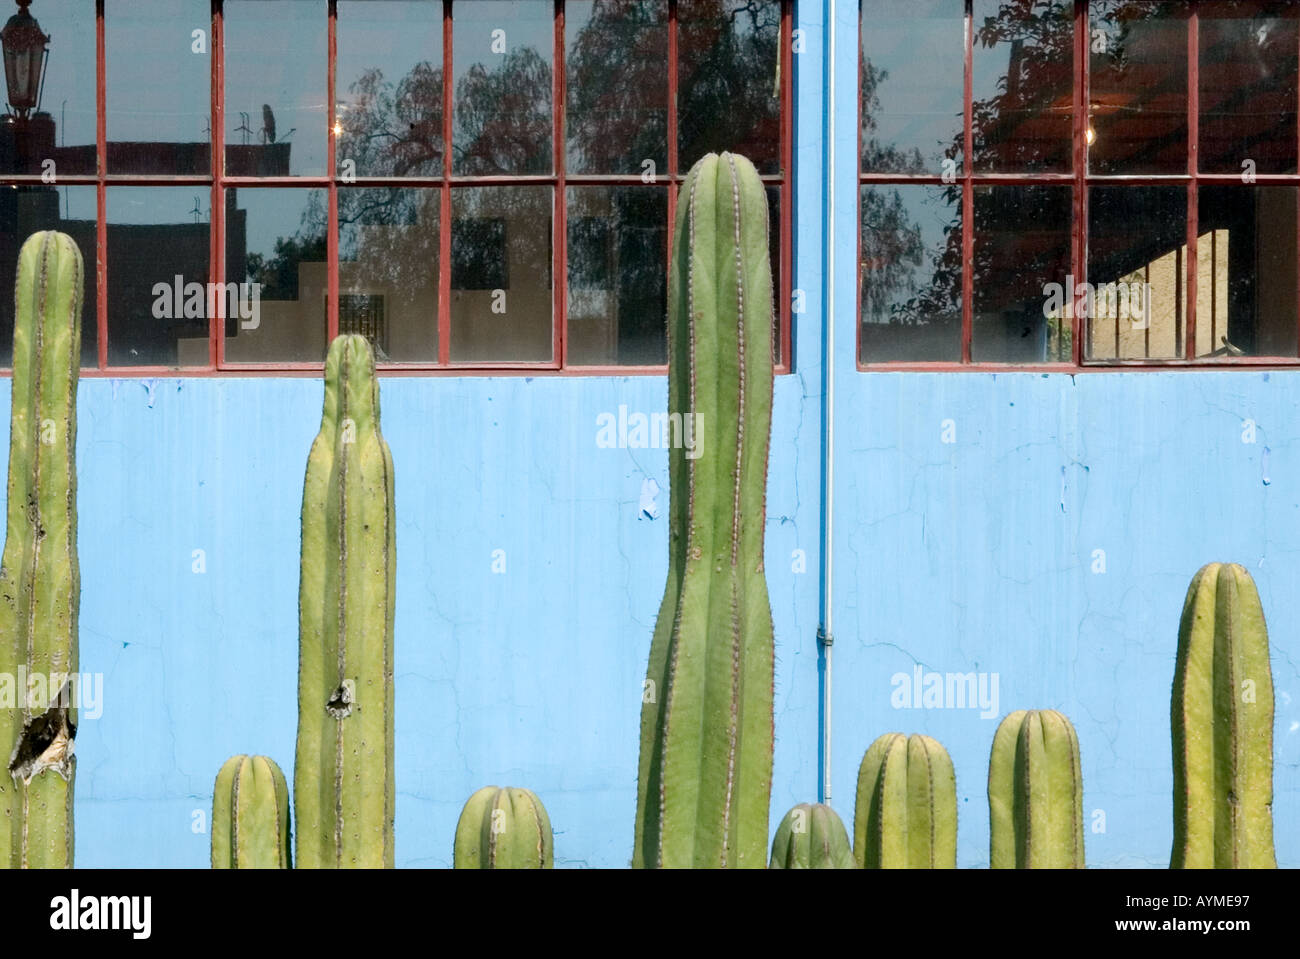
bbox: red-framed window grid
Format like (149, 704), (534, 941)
(0, 0), (793, 377)
(857, 0), (1300, 372)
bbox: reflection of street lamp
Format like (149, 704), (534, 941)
(1, 1), (49, 121)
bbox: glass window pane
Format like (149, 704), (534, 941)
(107, 187), (212, 366)
(0, 186), (97, 368)
(859, 184), (962, 363)
(973, 185), (1072, 362)
(1199, 1), (1298, 174)
(1088, 1), (1188, 175)
(1197, 186), (1297, 357)
(106, 0), (211, 174)
(678, 0), (781, 173)
(337, 0), (443, 177)
(0, 1), (95, 176)
(225, 0), (327, 177)
(452, 0), (553, 175)
(450, 186), (552, 362)
(972, 0), (1073, 173)
(1086, 186), (1187, 360)
(566, 0), (667, 175)
(338, 187), (440, 363)
(767, 184), (782, 366)
(566, 186), (666, 365)
(861, 0), (964, 175)
(224, 188), (328, 364)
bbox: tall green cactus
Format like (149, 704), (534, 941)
(633, 152), (775, 869)
(854, 733), (956, 868)
(769, 803), (854, 869)
(988, 709), (1084, 868)
(295, 334), (396, 868)
(1171, 562), (1276, 868)
(453, 786), (554, 869)
(0, 232), (83, 869)
(212, 755), (291, 869)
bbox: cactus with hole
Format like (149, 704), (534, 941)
(0, 232), (83, 868)
(633, 152), (776, 869)
(1171, 562), (1276, 868)
(212, 755), (291, 869)
(769, 803), (854, 869)
(454, 786), (553, 869)
(988, 709), (1084, 868)
(854, 732), (956, 868)
(294, 334), (396, 868)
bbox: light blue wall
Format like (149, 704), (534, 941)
(9, 1), (1297, 868)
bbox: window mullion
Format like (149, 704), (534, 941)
(961, 0), (974, 364)
(554, 0), (566, 368)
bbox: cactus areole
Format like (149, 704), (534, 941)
(295, 334), (396, 868)
(633, 152), (776, 868)
(0, 231), (83, 868)
(1171, 563), (1276, 868)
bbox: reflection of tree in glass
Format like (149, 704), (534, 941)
(339, 64), (443, 177)
(454, 48), (553, 175)
(566, 0), (668, 173)
(677, 0), (781, 171)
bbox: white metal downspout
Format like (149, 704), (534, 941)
(817, 0), (836, 807)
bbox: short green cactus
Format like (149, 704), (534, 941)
(294, 334), (396, 868)
(212, 755), (291, 869)
(0, 231), (84, 869)
(1171, 562), (1276, 868)
(633, 152), (776, 869)
(988, 709), (1084, 868)
(454, 786), (553, 869)
(854, 733), (956, 868)
(769, 803), (854, 869)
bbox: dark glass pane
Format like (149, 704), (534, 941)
(767, 184), (782, 366)
(972, 0), (1073, 172)
(972, 186), (1072, 362)
(225, 0), (327, 177)
(224, 188), (328, 363)
(106, 0), (210, 174)
(678, 0), (781, 173)
(0, 187), (97, 367)
(450, 186), (552, 362)
(337, 0), (443, 177)
(1088, 1), (1188, 175)
(338, 187), (440, 362)
(1199, 1), (1298, 174)
(1197, 186), (1297, 357)
(859, 184), (961, 363)
(452, 0), (553, 175)
(1086, 186), (1186, 360)
(861, 0), (964, 175)
(107, 188), (212, 366)
(566, 0), (668, 175)
(566, 186), (666, 365)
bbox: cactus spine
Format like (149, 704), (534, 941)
(769, 803), (854, 869)
(1171, 562), (1276, 868)
(854, 733), (956, 868)
(295, 334), (396, 868)
(0, 232), (83, 868)
(988, 709), (1084, 868)
(453, 786), (553, 869)
(633, 152), (775, 869)
(212, 755), (291, 868)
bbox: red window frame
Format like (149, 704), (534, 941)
(858, 0), (1300, 371)
(0, 0), (792, 376)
